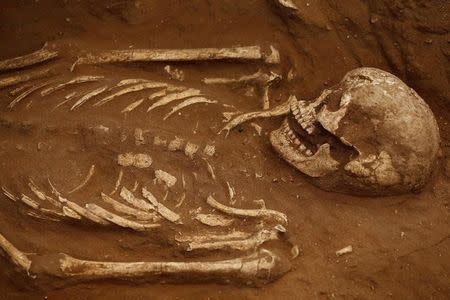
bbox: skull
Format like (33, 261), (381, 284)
(270, 67), (440, 196)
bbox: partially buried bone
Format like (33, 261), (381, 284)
(194, 213), (234, 227)
(142, 187), (181, 224)
(220, 98), (291, 136)
(147, 88), (201, 112)
(0, 68), (52, 89)
(85, 203), (159, 231)
(71, 86), (108, 110)
(57, 195), (110, 225)
(8, 80), (54, 109)
(163, 97), (217, 120)
(118, 153), (152, 168)
(68, 165), (95, 194)
(207, 195), (288, 225)
(179, 228), (281, 252)
(110, 169), (123, 195)
(95, 81), (168, 106)
(154, 170), (177, 188)
(40, 75), (104, 96)
(71, 46), (279, 70)
(0, 45), (58, 71)
(184, 142), (199, 159)
(120, 186), (156, 213)
(0, 233), (286, 284)
(121, 98), (144, 113)
(101, 193), (157, 221)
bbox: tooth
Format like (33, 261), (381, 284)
(305, 149), (313, 156)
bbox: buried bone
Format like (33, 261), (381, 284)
(101, 193), (157, 222)
(118, 153), (152, 168)
(142, 187), (182, 224)
(40, 75), (104, 96)
(154, 170), (177, 188)
(0, 45), (58, 72)
(163, 97), (217, 120)
(72, 46), (279, 70)
(94, 82), (167, 107)
(0, 68), (52, 89)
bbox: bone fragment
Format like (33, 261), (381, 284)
(0, 233), (32, 272)
(194, 214), (234, 227)
(182, 228), (280, 252)
(176, 231), (250, 243)
(95, 82), (167, 107)
(9, 83), (32, 96)
(163, 97), (217, 120)
(291, 245), (300, 259)
(109, 170), (123, 196)
(8, 80), (53, 109)
(203, 144), (216, 157)
(56, 248), (281, 283)
(134, 128), (146, 145)
(250, 123), (263, 136)
(0, 68), (52, 89)
(203, 70), (276, 85)
(207, 195), (288, 224)
(175, 193), (186, 208)
(20, 194), (40, 210)
(86, 203), (159, 231)
(58, 196), (110, 225)
(71, 85), (108, 110)
(265, 46), (281, 64)
(121, 98), (144, 113)
(275, 0), (299, 10)
(2, 187), (18, 202)
(0, 46), (58, 71)
(335, 245), (353, 257)
(72, 46), (270, 68)
(148, 89), (167, 100)
(20, 194), (65, 220)
(120, 187), (156, 212)
(40, 75), (104, 96)
(101, 193), (156, 221)
(184, 142), (199, 159)
(68, 165), (95, 194)
(154, 170), (177, 188)
(167, 137), (184, 151)
(205, 160), (216, 180)
(164, 65), (184, 81)
(153, 136), (167, 147)
(118, 153), (152, 168)
(226, 182), (236, 204)
(220, 98), (291, 136)
(147, 88), (201, 112)
(142, 187), (182, 224)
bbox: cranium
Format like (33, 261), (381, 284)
(270, 67), (440, 196)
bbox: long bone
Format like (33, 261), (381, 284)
(206, 196), (288, 225)
(71, 46), (279, 70)
(101, 193), (157, 221)
(94, 82), (168, 106)
(0, 232), (284, 285)
(179, 228), (281, 252)
(0, 46), (58, 71)
(220, 97), (292, 136)
(163, 97), (217, 120)
(141, 187), (182, 224)
(0, 68), (52, 89)
(85, 203), (159, 231)
(40, 75), (104, 96)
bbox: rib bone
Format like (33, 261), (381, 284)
(120, 187), (156, 212)
(94, 82), (167, 106)
(207, 195), (288, 224)
(0, 46), (58, 71)
(142, 187), (181, 224)
(101, 193), (157, 221)
(0, 68), (52, 89)
(85, 203), (159, 231)
(121, 98), (144, 113)
(40, 75), (104, 96)
(71, 86), (108, 110)
(194, 214), (234, 227)
(58, 196), (110, 225)
(163, 97), (217, 120)
(68, 165), (95, 194)
(8, 80), (53, 109)
(147, 88), (201, 112)
(220, 98), (291, 136)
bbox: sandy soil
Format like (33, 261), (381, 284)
(0, 0), (449, 299)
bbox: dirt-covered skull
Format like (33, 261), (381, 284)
(270, 67), (440, 196)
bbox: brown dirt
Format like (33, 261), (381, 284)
(0, 0), (449, 299)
